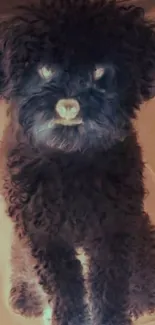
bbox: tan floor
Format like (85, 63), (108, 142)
(0, 1), (155, 324)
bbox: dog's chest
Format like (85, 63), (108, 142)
(31, 161), (109, 234)
(6, 154), (115, 238)
(6, 144), (143, 241)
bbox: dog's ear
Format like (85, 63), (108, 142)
(0, 13), (17, 99)
(124, 6), (155, 101)
(110, 4), (155, 105)
(0, 11), (32, 100)
(138, 18), (155, 101)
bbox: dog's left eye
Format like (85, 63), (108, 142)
(93, 67), (105, 80)
(38, 66), (54, 80)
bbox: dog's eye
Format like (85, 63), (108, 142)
(38, 66), (54, 80)
(93, 67), (105, 81)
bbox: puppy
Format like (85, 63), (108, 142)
(1, 1), (155, 325)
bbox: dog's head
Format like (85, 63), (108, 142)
(0, 0), (155, 152)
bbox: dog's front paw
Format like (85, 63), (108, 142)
(10, 281), (44, 317)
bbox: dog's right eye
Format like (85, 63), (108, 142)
(38, 66), (54, 80)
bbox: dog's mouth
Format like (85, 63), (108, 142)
(54, 118), (83, 126)
(33, 117), (85, 152)
(35, 118), (83, 134)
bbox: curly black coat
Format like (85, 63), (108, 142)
(1, 1), (155, 325)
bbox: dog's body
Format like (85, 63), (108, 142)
(1, 1), (155, 325)
(3, 124), (155, 325)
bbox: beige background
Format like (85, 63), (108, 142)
(0, 1), (155, 324)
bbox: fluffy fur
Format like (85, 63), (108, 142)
(1, 0), (155, 324)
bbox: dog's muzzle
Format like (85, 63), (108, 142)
(54, 99), (83, 126)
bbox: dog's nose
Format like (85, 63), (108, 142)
(55, 99), (80, 120)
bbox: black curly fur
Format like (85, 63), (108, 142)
(1, 1), (155, 325)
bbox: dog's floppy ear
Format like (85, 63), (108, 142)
(113, 4), (155, 103)
(127, 6), (155, 101)
(0, 13), (16, 98)
(0, 11), (32, 99)
(139, 18), (155, 100)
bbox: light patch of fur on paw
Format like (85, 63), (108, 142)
(76, 247), (92, 319)
(76, 247), (89, 278)
(43, 305), (52, 325)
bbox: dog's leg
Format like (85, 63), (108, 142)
(128, 216), (155, 319)
(33, 238), (88, 325)
(86, 233), (132, 325)
(10, 231), (48, 318)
